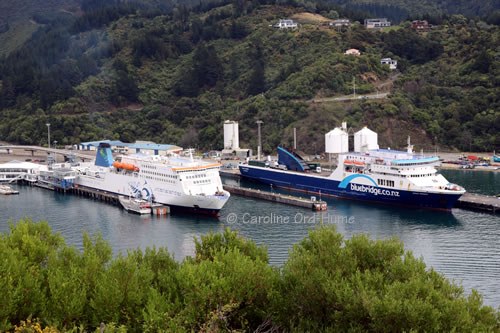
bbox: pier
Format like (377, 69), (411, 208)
(223, 184), (327, 211)
(455, 193), (500, 213)
(30, 183), (170, 215)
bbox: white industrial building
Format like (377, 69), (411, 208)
(222, 120), (251, 159)
(325, 122), (349, 154)
(354, 127), (379, 152)
(223, 120), (239, 150)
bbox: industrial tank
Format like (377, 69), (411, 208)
(223, 120), (239, 150)
(325, 127), (348, 153)
(354, 126), (379, 152)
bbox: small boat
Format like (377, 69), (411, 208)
(460, 164), (475, 169)
(0, 185), (19, 195)
(119, 196), (151, 214)
(494, 155), (500, 163)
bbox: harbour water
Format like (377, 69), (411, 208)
(1, 169), (499, 308)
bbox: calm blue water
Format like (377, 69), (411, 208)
(1, 169), (499, 308)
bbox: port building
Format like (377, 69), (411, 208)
(76, 140), (182, 156)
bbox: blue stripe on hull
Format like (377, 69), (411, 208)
(239, 166), (462, 211)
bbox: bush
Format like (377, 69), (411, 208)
(1, 219), (498, 332)
(272, 225), (499, 331)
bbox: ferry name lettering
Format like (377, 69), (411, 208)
(350, 183), (400, 197)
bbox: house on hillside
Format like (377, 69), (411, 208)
(364, 18), (391, 29)
(329, 19), (350, 27)
(273, 19), (298, 29)
(412, 20), (431, 32)
(344, 48), (360, 56)
(381, 58), (397, 70)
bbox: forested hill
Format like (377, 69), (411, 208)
(0, 0), (499, 153)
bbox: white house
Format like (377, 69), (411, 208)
(344, 48), (360, 56)
(273, 19), (298, 29)
(329, 19), (350, 27)
(381, 57), (397, 70)
(364, 18), (391, 29)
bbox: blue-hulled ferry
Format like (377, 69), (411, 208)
(239, 145), (465, 211)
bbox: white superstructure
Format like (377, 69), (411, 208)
(329, 147), (463, 195)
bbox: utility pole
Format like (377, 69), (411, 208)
(353, 77), (356, 98)
(256, 120), (263, 160)
(46, 123), (51, 149)
(293, 127), (297, 150)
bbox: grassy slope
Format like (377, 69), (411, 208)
(0, 0), (79, 55)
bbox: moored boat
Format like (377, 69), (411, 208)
(118, 196), (151, 214)
(240, 128), (465, 211)
(0, 185), (19, 195)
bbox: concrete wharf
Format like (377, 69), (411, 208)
(222, 184), (327, 211)
(455, 193), (500, 214)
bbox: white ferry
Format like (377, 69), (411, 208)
(76, 143), (230, 215)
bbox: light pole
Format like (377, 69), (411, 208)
(46, 123), (51, 149)
(53, 140), (58, 162)
(256, 120), (263, 160)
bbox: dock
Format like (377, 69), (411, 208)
(223, 184), (327, 211)
(31, 183), (170, 215)
(455, 193), (500, 213)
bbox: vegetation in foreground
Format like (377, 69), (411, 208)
(1, 218), (499, 332)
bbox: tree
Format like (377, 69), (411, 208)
(247, 62), (265, 95)
(272, 225), (500, 331)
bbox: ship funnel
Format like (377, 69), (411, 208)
(95, 143), (114, 167)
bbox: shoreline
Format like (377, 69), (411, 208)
(439, 163), (500, 172)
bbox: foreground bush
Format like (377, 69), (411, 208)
(0, 218), (498, 332)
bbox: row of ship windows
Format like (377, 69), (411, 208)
(144, 176), (176, 183)
(143, 164), (157, 170)
(143, 170), (178, 179)
(187, 174), (207, 179)
(373, 171), (433, 178)
(194, 179), (210, 185)
(378, 179), (395, 187)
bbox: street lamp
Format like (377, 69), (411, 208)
(46, 123), (51, 149)
(256, 120), (263, 160)
(53, 140), (58, 162)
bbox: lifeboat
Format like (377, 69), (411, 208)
(113, 161), (138, 171)
(344, 160), (365, 166)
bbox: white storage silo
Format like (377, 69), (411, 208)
(354, 126), (379, 152)
(325, 127), (348, 153)
(224, 120), (239, 150)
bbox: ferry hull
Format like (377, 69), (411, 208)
(76, 173), (228, 216)
(239, 166), (462, 211)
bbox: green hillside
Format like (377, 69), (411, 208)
(0, 0), (80, 56)
(0, 0), (499, 153)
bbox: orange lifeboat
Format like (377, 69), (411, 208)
(344, 160), (365, 166)
(113, 161), (138, 171)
